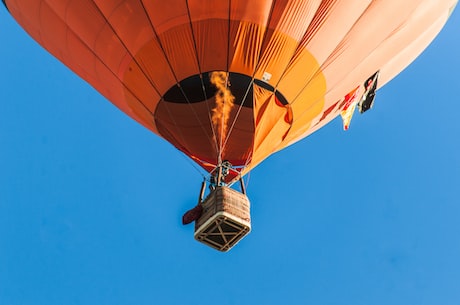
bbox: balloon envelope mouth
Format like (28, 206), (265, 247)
(163, 72), (288, 107)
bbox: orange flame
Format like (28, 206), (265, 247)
(210, 71), (235, 147)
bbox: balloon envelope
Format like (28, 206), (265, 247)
(3, 0), (457, 178)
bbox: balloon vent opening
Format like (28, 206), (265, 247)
(194, 186), (250, 252)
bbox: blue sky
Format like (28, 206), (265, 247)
(1, 5), (460, 305)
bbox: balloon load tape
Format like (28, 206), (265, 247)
(194, 186), (251, 252)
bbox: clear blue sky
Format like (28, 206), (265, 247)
(1, 5), (459, 305)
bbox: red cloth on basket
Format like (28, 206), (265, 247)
(182, 205), (203, 225)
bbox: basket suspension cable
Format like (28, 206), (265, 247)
(178, 152), (207, 179)
(184, 2), (220, 156)
(203, 80), (220, 156)
(216, 71), (230, 165)
(221, 76), (255, 153)
(244, 170), (251, 190)
(222, 0), (277, 157)
(140, 0), (215, 151)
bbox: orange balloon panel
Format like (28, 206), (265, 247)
(4, 0), (457, 176)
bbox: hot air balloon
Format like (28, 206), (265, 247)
(3, 0), (457, 251)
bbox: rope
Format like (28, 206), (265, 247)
(179, 152), (207, 179)
(221, 0), (277, 159)
(185, 1), (220, 156)
(140, 0), (216, 152)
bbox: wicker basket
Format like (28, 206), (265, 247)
(194, 186), (251, 251)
